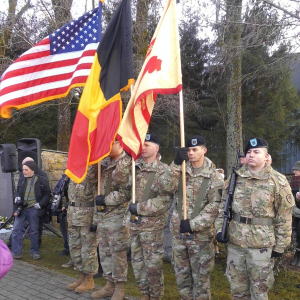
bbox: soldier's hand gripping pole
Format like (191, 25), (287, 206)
(178, 90), (194, 239)
(130, 158), (141, 224)
(219, 150), (240, 243)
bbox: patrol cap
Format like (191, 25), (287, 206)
(186, 135), (206, 147)
(244, 138), (268, 154)
(292, 161), (300, 170)
(145, 133), (160, 146)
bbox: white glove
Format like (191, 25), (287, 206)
(15, 197), (21, 204)
(34, 203), (41, 209)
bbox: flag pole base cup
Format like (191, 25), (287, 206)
(130, 214), (142, 224)
(180, 232), (194, 240)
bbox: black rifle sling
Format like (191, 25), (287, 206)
(177, 173), (210, 220)
(142, 171), (156, 202)
(104, 172), (113, 197)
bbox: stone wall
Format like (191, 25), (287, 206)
(41, 150), (68, 190)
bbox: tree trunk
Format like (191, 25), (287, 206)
(225, 0), (243, 176)
(51, 0), (73, 151)
(134, 0), (150, 61)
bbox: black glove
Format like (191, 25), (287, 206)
(129, 203), (138, 215)
(90, 224), (97, 232)
(174, 147), (189, 165)
(216, 232), (229, 244)
(95, 195), (105, 206)
(271, 251), (283, 258)
(180, 219), (192, 233)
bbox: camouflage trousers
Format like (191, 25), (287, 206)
(172, 237), (215, 300)
(68, 225), (98, 275)
(130, 230), (164, 298)
(97, 215), (129, 282)
(226, 242), (275, 300)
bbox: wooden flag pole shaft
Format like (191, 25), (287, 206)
(98, 161), (101, 195)
(179, 90), (187, 220)
(132, 158), (136, 204)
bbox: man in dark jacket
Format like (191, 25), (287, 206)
(11, 160), (51, 260)
(19, 157), (49, 247)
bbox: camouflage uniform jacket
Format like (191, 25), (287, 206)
(94, 151), (131, 222)
(160, 157), (224, 241)
(215, 164), (294, 253)
(67, 165), (98, 227)
(119, 154), (172, 231)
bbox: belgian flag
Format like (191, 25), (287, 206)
(66, 0), (134, 183)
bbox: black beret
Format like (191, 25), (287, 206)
(145, 133), (160, 146)
(23, 160), (36, 172)
(244, 138), (268, 154)
(186, 135), (206, 147)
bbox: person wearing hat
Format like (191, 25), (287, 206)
(90, 140), (131, 300)
(159, 135), (224, 300)
(11, 160), (51, 260)
(114, 133), (172, 300)
(215, 138), (294, 300)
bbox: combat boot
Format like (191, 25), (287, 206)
(75, 274), (95, 293)
(111, 282), (125, 300)
(91, 281), (115, 299)
(67, 272), (84, 290)
(140, 295), (150, 300)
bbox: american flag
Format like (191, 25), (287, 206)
(0, 4), (102, 118)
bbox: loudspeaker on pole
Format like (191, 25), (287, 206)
(17, 138), (42, 171)
(0, 144), (18, 173)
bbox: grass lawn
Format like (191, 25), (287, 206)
(17, 234), (300, 300)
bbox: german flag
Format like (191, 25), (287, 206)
(66, 0), (134, 183)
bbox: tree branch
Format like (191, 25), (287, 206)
(261, 0), (300, 20)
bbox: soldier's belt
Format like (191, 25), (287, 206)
(69, 201), (94, 207)
(233, 212), (273, 226)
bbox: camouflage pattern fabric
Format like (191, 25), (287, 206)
(160, 157), (224, 239)
(97, 214), (129, 282)
(130, 230), (164, 298)
(67, 165), (98, 227)
(159, 156), (224, 300)
(215, 164), (294, 252)
(114, 153), (171, 297)
(94, 151), (131, 283)
(67, 165), (98, 275)
(93, 151), (131, 223)
(118, 154), (172, 231)
(160, 157), (224, 300)
(226, 242), (274, 300)
(68, 224), (98, 275)
(172, 238), (214, 300)
(215, 164), (294, 299)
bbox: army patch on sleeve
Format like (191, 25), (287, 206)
(286, 194), (293, 204)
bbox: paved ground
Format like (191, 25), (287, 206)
(0, 260), (138, 300)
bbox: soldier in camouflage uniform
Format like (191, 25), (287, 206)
(115, 134), (172, 300)
(66, 165), (98, 293)
(159, 135), (224, 300)
(215, 138), (294, 300)
(91, 141), (131, 300)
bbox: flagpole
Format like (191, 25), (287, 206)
(175, 0), (186, 219)
(98, 161), (101, 195)
(129, 83), (139, 223)
(179, 90), (187, 220)
(175, 0), (192, 238)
